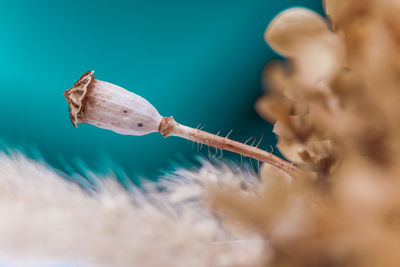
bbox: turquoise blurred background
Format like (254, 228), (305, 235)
(0, 0), (322, 181)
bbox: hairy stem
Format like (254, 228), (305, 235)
(159, 116), (298, 176)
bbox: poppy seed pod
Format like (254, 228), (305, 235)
(64, 71), (297, 177)
(64, 71), (162, 135)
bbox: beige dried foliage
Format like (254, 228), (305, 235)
(211, 1), (400, 266)
(0, 153), (263, 266)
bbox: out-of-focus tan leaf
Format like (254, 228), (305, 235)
(276, 138), (306, 164)
(255, 95), (291, 124)
(265, 8), (331, 57)
(294, 38), (344, 86)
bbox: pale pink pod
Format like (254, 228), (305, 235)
(64, 71), (162, 136)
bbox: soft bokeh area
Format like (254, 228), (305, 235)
(0, 0), (322, 180)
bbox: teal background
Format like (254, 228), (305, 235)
(0, 0), (322, 181)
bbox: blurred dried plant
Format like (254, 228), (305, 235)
(210, 1), (400, 266)
(0, 153), (264, 266)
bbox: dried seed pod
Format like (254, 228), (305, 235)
(64, 71), (298, 177)
(64, 71), (162, 136)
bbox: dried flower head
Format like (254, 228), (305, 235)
(64, 71), (162, 136)
(210, 1), (400, 267)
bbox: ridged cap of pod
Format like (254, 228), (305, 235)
(64, 71), (94, 127)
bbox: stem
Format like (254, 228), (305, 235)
(159, 117), (298, 176)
